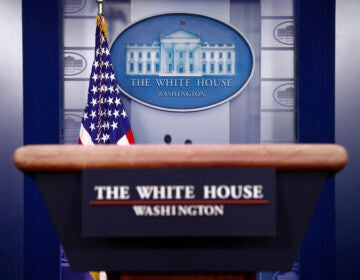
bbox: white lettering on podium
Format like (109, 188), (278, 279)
(132, 205), (224, 216)
(92, 184), (266, 217)
(203, 185), (264, 199)
(94, 185), (130, 200)
(136, 185), (195, 200)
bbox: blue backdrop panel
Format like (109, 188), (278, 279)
(22, 0), (62, 279)
(297, 0), (336, 279)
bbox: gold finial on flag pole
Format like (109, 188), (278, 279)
(97, 0), (103, 15)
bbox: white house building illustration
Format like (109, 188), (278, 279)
(126, 28), (236, 76)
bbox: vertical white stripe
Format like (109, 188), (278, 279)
(117, 135), (130, 145)
(99, 271), (107, 280)
(131, 0), (230, 21)
(79, 124), (95, 145)
(130, 0), (230, 144)
(0, 1), (24, 278)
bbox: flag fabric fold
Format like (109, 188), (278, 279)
(79, 15), (134, 146)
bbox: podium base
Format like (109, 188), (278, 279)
(107, 273), (256, 280)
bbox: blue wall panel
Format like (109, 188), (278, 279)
(22, 0), (62, 279)
(297, 0), (336, 279)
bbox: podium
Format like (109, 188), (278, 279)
(14, 144), (347, 280)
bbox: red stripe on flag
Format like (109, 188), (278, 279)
(126, 130), (135, 144)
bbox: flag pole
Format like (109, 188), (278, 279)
(97, 0), (103, 15)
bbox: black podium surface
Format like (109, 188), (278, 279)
(14, 144), (347, 273)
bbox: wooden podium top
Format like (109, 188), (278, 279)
(13, 144), (347, 173)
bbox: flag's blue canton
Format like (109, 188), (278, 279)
(79, 18), (133, 145)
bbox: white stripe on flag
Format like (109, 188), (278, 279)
(117, 134), (130, 145)
(79, 124), (95, 145)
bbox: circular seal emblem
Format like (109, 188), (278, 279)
(111, 13), (254, 112)
(63, 52), (87, 76)
(273, 83), (295, 107)
(273, 21), (294, 45)
(63, 0), (86, 14)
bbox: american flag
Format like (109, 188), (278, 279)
(79, 15), (134, 145)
